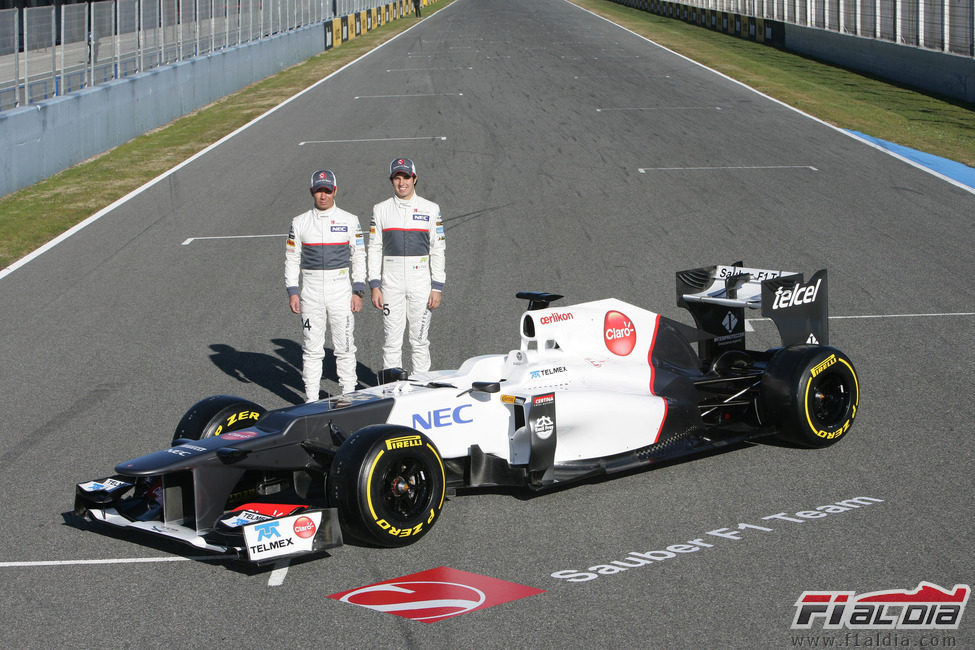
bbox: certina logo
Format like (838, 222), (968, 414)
(293, 516), (317, 539)
(772, 278), (822, 310)
(539, 312), (573, 325)
(413, 405), (473, 430)
(604, 311), (636, 356)
(386, 435), (423, 450)
(792, 582), (970, 630)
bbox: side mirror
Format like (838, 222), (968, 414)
(472, 381), (501, 394)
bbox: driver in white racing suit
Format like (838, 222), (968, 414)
(368, 158), (445, 374)
(286, 170), (366, 401)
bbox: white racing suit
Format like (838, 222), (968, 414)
(368, 194), (445, 373)
(286, 206), (366, 401)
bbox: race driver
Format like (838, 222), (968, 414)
(286, 169), (366, 401)
(368, 158), (445, 374)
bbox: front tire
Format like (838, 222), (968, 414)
(761, 345), (859, 448)
(171, 395), (266, 445)
(327, 425), (446, 547)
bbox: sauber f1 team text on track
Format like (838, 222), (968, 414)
(75, 264), (860, 564)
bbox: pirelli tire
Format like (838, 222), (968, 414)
(171, 395), (266, 445)
(761, 345), (859, 448)
(327, 425), (446, 547)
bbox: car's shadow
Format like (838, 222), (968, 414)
(452, 438), (796, 501)
(208, 338), (379, 405)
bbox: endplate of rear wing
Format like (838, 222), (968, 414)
(676, 264), (829, 362)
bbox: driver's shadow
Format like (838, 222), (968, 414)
(209, 340), (379, 405)
(273, 338), (380, 401)
(208, 343), (304, 404)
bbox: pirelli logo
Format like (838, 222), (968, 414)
(811, 354), (837, 377)
(386, 435), (422, 450)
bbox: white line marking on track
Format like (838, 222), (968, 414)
(386, 66), (473, 71)
(267, 560), (291, 587)
(746, 312), (975, 330)
(0, 556), (218, 567)
(639, 165), (819, 172)
(299, 136), (447, 145)
(182, 234), (285, 245)
(354, 92), (463, 98)
(0, 22), (433, 281)
(596, 105), (716, 112)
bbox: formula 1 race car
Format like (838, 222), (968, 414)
(75, 263), (859, 563)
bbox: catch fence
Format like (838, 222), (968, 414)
(0, 0), (396, 111)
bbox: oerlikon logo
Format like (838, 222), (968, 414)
(604, 310), (636, 356)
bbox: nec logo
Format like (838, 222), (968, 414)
(413, 404), (473, 430)
(604, 310), (636, 356)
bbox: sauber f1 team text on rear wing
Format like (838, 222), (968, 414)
(676, 264), (829, 363)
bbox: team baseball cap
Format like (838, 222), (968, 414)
(310, 169), (337, 192)
(389, 158), (416, 179)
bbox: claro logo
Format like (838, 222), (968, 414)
(604, 310), (636, 356)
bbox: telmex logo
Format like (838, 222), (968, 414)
(604, 310), (636, 356)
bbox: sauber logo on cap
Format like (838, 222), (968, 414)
(604, 311), (636, 356)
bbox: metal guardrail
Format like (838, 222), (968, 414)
(0, 0), (404, 111)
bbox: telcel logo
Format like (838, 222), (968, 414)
(772, 278), (822, 310)
(413, 404), (474, 430)
(604, 311), (636, 356)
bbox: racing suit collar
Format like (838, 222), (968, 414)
(394, 195), (416, 210)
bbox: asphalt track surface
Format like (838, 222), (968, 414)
(2, 0), (973, 646)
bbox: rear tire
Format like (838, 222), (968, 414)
(327, 425), (446, 547)
(761, 346), (859, 448)
(171, 395), (265, 445)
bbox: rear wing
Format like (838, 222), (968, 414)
(676, 263), (829, 362)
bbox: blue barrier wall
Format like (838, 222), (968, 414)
(0, 23), (328, 197)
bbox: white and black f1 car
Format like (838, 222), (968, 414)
(75, 264), (859, 563)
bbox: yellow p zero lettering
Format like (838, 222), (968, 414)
(427, 508), (436, 524)
(376, 519), (391, 530)
(214, 425), (224, 436)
